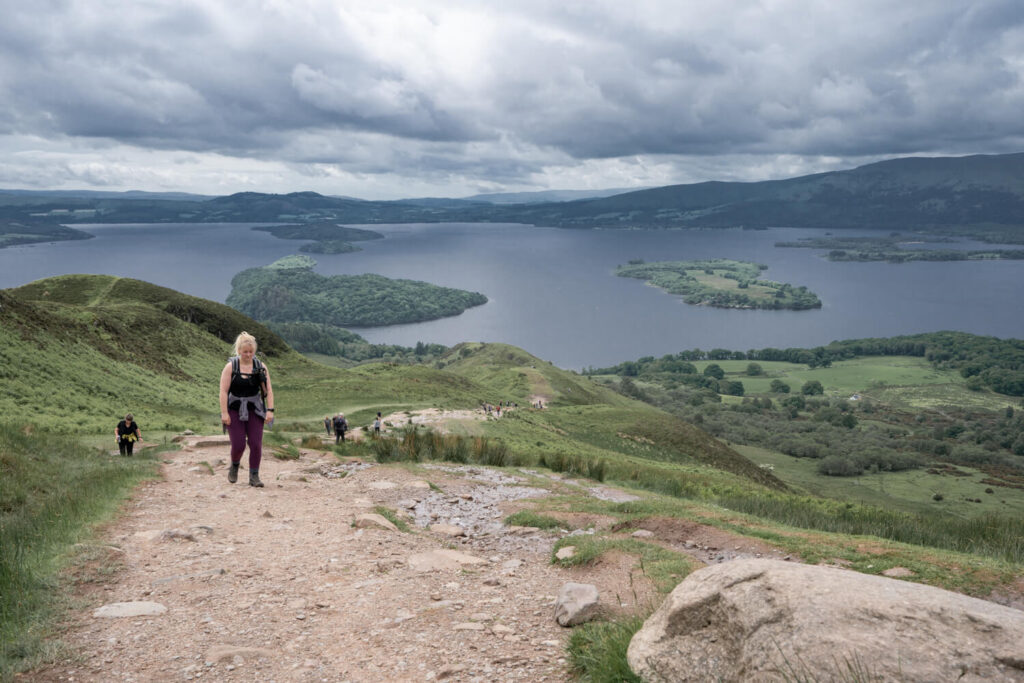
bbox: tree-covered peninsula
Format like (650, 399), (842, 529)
(776, 235), (1024, 263)
(616, 258), (821, 310)
(0, 218), (94, 248)
(226, 256), (487, 327)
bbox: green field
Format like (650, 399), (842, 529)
(691, 356), (955, 393)
(736, 444), (1024, 517)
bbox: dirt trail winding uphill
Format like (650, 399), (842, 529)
(31, 435), (655, 682)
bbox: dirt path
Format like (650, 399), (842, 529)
(30, 435), (667, 682)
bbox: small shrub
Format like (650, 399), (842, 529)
(300, 434), (325, 449)
(271, 443), (301, 460)
(505, 510), (563, 529)
(933, 493), (944, 501)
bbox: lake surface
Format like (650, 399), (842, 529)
(2, 222), (1021, 369)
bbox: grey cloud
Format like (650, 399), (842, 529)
(0, 0), (1023, 195)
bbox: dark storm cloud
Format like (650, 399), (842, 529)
(1, 0), (1023, 195)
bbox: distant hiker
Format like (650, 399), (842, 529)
(324, 416), (333, 436)
(334, 413), (348, 443)
(219, 331), (274, 488)
(373, 412), (382, 436)
(115, 413), (141, 456)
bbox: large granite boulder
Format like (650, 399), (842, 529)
(628, 559), (1024, 682)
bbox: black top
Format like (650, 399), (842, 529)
(117, 420), (140, 439)
(229, 362), (264, 398)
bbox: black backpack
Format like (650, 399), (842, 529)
(231, 356), (267, 400)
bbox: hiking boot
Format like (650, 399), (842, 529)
(228, 462), (239, 484)
(249, 470), (264, 488)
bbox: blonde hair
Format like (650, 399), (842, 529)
(233, 331), (258, 356)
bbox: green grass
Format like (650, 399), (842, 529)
(372, 506), (411, 533)
(504, 510), (564, 529)
(736, 444), (1024, 519)
(551, 536), (696, 593)
(0, 423), (159, 678)
(691, 357), (962, 398)
(567, 615), (646, 683)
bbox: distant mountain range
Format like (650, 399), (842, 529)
(464, 187), (648, 204)
(2, 153), (1023, 236)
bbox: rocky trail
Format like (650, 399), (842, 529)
(31, 421), (790, 683)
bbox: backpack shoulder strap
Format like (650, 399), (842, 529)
(231, 356), (239, 376)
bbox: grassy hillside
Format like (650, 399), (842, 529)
(1, 276), (481, 437)
(439, 342), (785, 490)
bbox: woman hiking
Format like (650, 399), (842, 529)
(219, 331), (275, 487)
(115, 413), (142, 456)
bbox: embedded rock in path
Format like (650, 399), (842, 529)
(205, 646), (266, 664)
(276, 471), (310, 482)
(93, 601), (168, 618)
(555, 546), (576, 560)
(353, 513), (398, 532)
(628, 558), (1024, 682)
(430, 523), (466, 537)
(554, 582), (600, 626)
(408, 549), (487, 572)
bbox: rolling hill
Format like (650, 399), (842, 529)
(2, 152), (1024, 235)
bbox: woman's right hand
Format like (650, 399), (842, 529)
(221, 413), (230, 426)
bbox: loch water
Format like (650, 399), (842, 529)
(1, 222), (1021, 369)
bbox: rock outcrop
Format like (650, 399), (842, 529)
(628, 558), (1024, 682)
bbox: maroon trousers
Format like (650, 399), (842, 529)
(227, 408), (264, 471)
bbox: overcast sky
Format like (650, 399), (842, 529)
(1, 0), (1023, 199)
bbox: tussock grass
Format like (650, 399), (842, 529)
(567, 615), (646, 683)
(0, 423), (158, 678)
(371, 426), (523, 469)
(299, 434), (327, 449)
(271, 443), (301, 460)
(372, 506), (411, 533)
(504, 510), (563, 529)
(539, 452), (607, 481)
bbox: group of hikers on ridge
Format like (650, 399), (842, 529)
(324, 410), (383, 443)
(482, 400), (518, 416)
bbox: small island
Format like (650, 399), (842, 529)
(616, 258), (821, 310)
(775, 235), (1024, 263)
(227, 255), (488, 326)
(253, 221), (384, 254)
